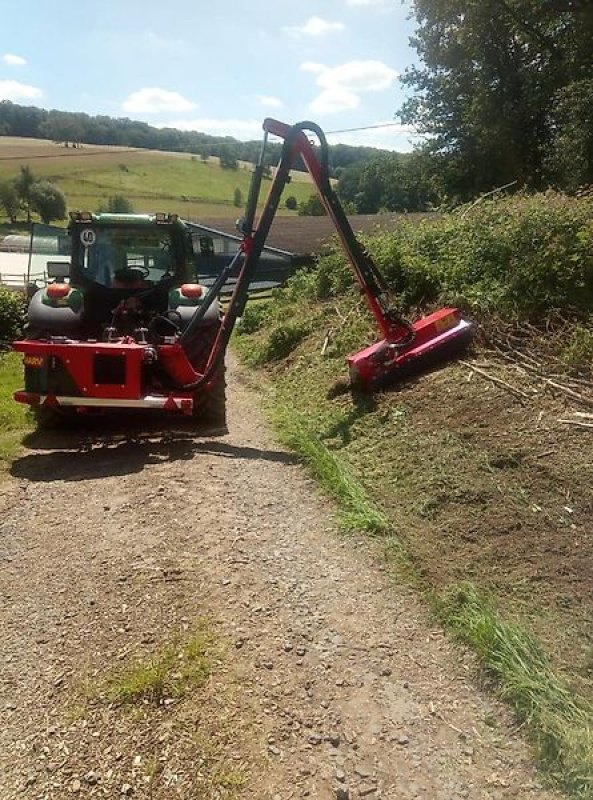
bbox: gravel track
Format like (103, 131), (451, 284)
(0, 355), (559, 799)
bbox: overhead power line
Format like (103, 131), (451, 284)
(325, 122), (409, 135)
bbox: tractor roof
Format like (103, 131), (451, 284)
(68, 211), (187, 230)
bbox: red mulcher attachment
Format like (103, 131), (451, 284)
(257, 119), (474, 391)
(347, 308), (473, 391)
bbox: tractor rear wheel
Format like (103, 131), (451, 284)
(192, 364), (226, 425)
(184, 322), (227, 426)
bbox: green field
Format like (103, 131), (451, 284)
(0, 352), (31, 472)
(0, 139), (316, 221)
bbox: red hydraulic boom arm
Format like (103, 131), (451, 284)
(170, 119), (472, 392)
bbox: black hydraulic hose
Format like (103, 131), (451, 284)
(241, 131), (268, 236)
(177, 246), (244, 346)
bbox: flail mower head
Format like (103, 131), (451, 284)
(347, 307), (473, 391)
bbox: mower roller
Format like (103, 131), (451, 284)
(13, 119), (472, 424)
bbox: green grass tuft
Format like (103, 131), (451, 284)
(0, 352), (32, 472)
(438, 583), (593, 798)
(105, 630), (214, 706)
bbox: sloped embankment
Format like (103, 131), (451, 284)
(235, 192), (593, 797)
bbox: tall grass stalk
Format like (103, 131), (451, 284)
(439, 583), (593, 798)
(272, 402), (390, 535)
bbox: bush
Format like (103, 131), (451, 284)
(296, 191), (593, 322)
(30, 181), (66, 224)
(561, 322), (593, 369)
(0, 287), (23, 346)
(298, 194), (326, 217)
(238, 303), (270, 335)
(102, 194), (134, 213)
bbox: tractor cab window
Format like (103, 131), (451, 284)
(75, 227), (178, 288)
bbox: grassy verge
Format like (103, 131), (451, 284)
(438, 585), (593, 798)
(270, 400), (390, 535)
(0, 352), (32, 472)
(234, 191), (593, 796)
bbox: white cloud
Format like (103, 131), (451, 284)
(300, 61), (327, 74)
(310, 88), (359, 114)
(319, 61), (398, 93)
(122, 87), (196, 114)
(327, 122), (420, 152)
(3, 53), (27, 66)
(302, 59), (398, 114)
(285, 16), (345, 37)
(256, 95), (284, 109)
(0, 80), (41, 101)
(163, 117), (263, 141)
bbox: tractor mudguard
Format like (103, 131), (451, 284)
(172, 298), (221, 329)
(26, 288), (84, 337)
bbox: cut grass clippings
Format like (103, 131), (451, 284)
(438, 583), (593, 798)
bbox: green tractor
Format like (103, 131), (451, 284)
(13, 119), (472, 428)
(15, 211), (227, 425)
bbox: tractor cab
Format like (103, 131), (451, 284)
(24, 212), (217, 341)
(69, 211), (190, 292)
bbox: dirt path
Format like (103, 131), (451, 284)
(0, 356), (559, 800)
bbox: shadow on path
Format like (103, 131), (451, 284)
(11, 418), (298, 483)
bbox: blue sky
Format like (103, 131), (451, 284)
(0, 0), (421, 151)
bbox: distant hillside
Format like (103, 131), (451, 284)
(0, 100), (386, 176)
(0, 137), (316, 220)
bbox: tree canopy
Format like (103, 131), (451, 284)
(29, 181), (66, 224)
(400, 0), (593, 197)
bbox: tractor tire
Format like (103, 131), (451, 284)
(192, 364), (227, 426)
(183, 321), (227, 427)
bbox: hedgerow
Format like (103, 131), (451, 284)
(295, 192), (593, 323)
(0, 287), (23, 348)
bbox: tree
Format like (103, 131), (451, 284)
(219, 144), (238, 170)
(233, 187), (243, 208)
(545, 79), (593, 190)
(401, 1), (593, 196)
(0, 181), (19, 221)
(30, 181), (67, 224)
(298, 194), (326, 216)
(285, 195), (298, 211)
(14, 165), (35, 222)
(101, 195), (134, 213)
(336, 149), (446, 213)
